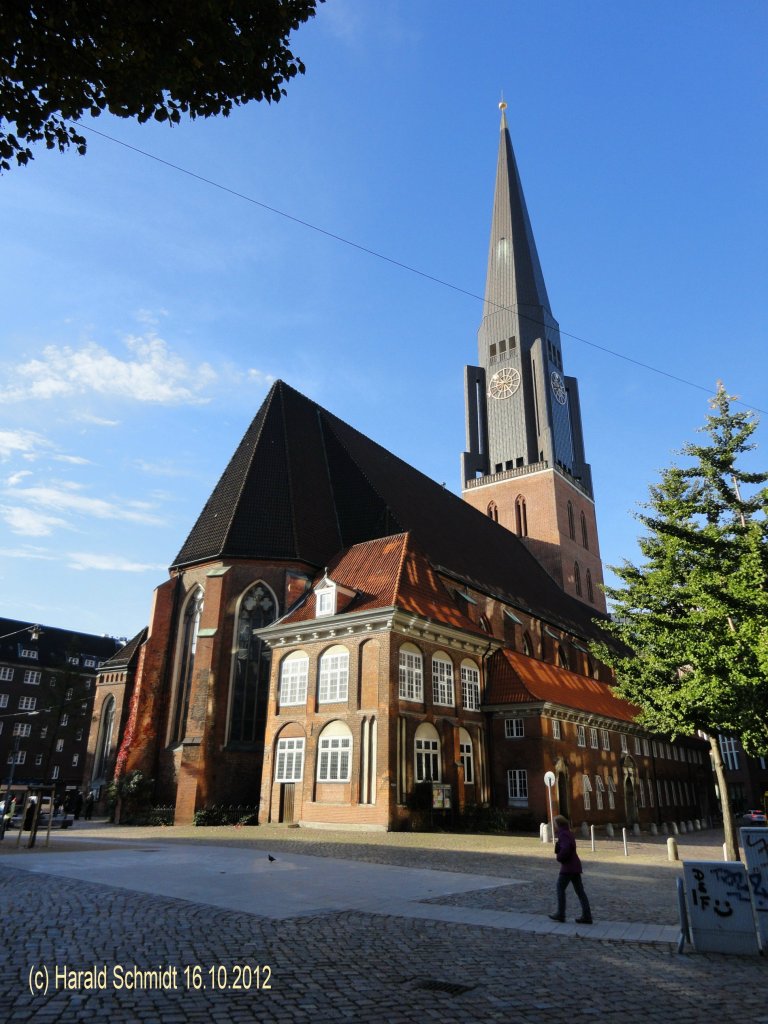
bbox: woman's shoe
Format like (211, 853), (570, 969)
(575, 916), (593, 924)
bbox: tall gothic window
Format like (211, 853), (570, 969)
(515, 496), (528, 537)
(92, 695), (115, 781)
(567, 500), (575, 539)
(574, 561), (582, 596)
(171, 588), (204, 745)
(487, 501), (498, 522)
(581, 511), (589, 549)
(586, 569), (594, 604)
(228, 583), (277, 745)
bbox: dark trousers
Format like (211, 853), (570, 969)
(556, 872), (591, 919)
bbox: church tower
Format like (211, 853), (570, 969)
(462, 103), (606, 613)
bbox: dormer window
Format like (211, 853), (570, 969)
(316, 585), (336, 617)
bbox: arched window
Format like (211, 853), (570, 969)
(228, 582), (277, 744)
(557, 645), (569, 670)
(522, 632), (534, 657)
(515, 496), (528, 537)
(398, 643), (423, 702)
(459, 727), (474, 784)
(586, 569), (594, 604)
(479, 615), (492, 634)
(582, 774), (592, 811)
(318, 645), (350, 703)
(432, 653), (454, 706)
(487, 500), (499, 522)
(92, 695), (115, 782)
(316, 721), (353, 782)
(581, 511), (589, 549)
(595, 774), (605, 810)
(567, 500), (575, 539)
(574, 561), (582, 596)
(460, 659), (480, 710)
(279, 651), (309, 706)
(415, 722), (441, 782)
(170, 587), (203, 745)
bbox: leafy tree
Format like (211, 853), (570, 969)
(0, 0), (322, 171)
(592, 385), (768, 860)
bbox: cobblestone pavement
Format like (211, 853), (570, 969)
(1, 825), (765, 1023)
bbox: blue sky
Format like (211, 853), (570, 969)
(1, 0), (766, 640)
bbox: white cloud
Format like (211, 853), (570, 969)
(6, 484), (164, 526)
(0, 505), (70, 536)
(6, 470), (32, 486)
(74, 412), (120, 427)
(0, 331), (217, 405)
(0, 545), (58, 561)
(0, 429), (50, 460)
(54, 454), (91, 465)
(67, 552), (167, 573)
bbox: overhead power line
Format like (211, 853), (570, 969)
(75, 121), (765, 415)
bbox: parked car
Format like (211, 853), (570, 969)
(742, 809), (767, 824)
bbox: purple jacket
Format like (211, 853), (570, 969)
(555, 826), (583, 875)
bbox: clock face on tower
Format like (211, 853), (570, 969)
(550, 371), (567, 405)
(488, 367), (521, 400)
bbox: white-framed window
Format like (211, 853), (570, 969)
(582, 774), (592, 810)
(634, 736), (642, 755)
(620, 734), (628, 753)
(552, 718), (561, 740)
(647, 777), (654, 807)
(459, 727), (474, 784)
(318, 645), (349, 703)
(67, 656), (79, 666)
(85, 679), (92, 690)
(49, 677), (56, 687)
(507, 769), (528, 806)
(607, 775), (616, 809)
(652, 740), (658, 757)
(415, 723), (441, 782)
(601, 729), (610, 750)
(8, 750), (26, 765)
(35, 754), (43, 766)
(505, 718), (524, 739)
(61, 714), (69, 726)
(590, 727), (599, 749)
(51, 765), (59, 779)
(398, 645), (423, 702)
(460, 660), (480, 711)
(642, 738), (650, 756)
(315, 585), (335, 614)
(40, 725), (48, 739)
(65, 688), (73, 700)
(23, 670), (41, 685)
(431, 654), (454, 707)
(595, 774), (605, 810)
(0, 693), (9, 708)
(55, 739), (64, 752)
(278, 652), (309, 706)
(577, 725), (586, 747)
(0, 667), (13, 681)
(72, 754), (79, 767)
(317, 724), (352, 782)
(18, 696), (37, 711)
(718, 735), (739, 771)
(19, 647), (38, 659)
(275, 737), (305, 782)
(637, 778), (646, 808)
(84, 658), (96, 668)
(75, 729), (83, 741)
(13, 723), (31, 737)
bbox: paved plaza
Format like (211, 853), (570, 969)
(1, 823), (766, 1023)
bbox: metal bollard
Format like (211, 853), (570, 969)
(622, 827), (628, 857)
(667, 837), (679, 861)
(590, 824), (595, 852)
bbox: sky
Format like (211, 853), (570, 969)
(1, 0), (766, 641)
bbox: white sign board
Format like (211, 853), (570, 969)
(683, 860), (760, 955)
(741, 827), (768, 951)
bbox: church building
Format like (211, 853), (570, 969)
(88, 107), (712, 831)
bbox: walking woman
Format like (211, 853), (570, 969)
(549, 814), (593, 924)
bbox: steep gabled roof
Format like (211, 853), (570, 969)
(279, 533), (488, 638)
(485, 648), (638, 723)
(172, 380), (605, 641)
(99, 628), (148, 671)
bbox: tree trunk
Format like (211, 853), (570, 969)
(707, 733), (740, 861)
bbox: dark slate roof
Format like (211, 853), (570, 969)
(172, 380), (606, 641)
(99, 628), (148, 671)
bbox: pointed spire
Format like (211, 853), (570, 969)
(482, 103), (550, 321)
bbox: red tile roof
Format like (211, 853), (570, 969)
(486, 648), (640, 723)
(280, 533), (489, 638)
